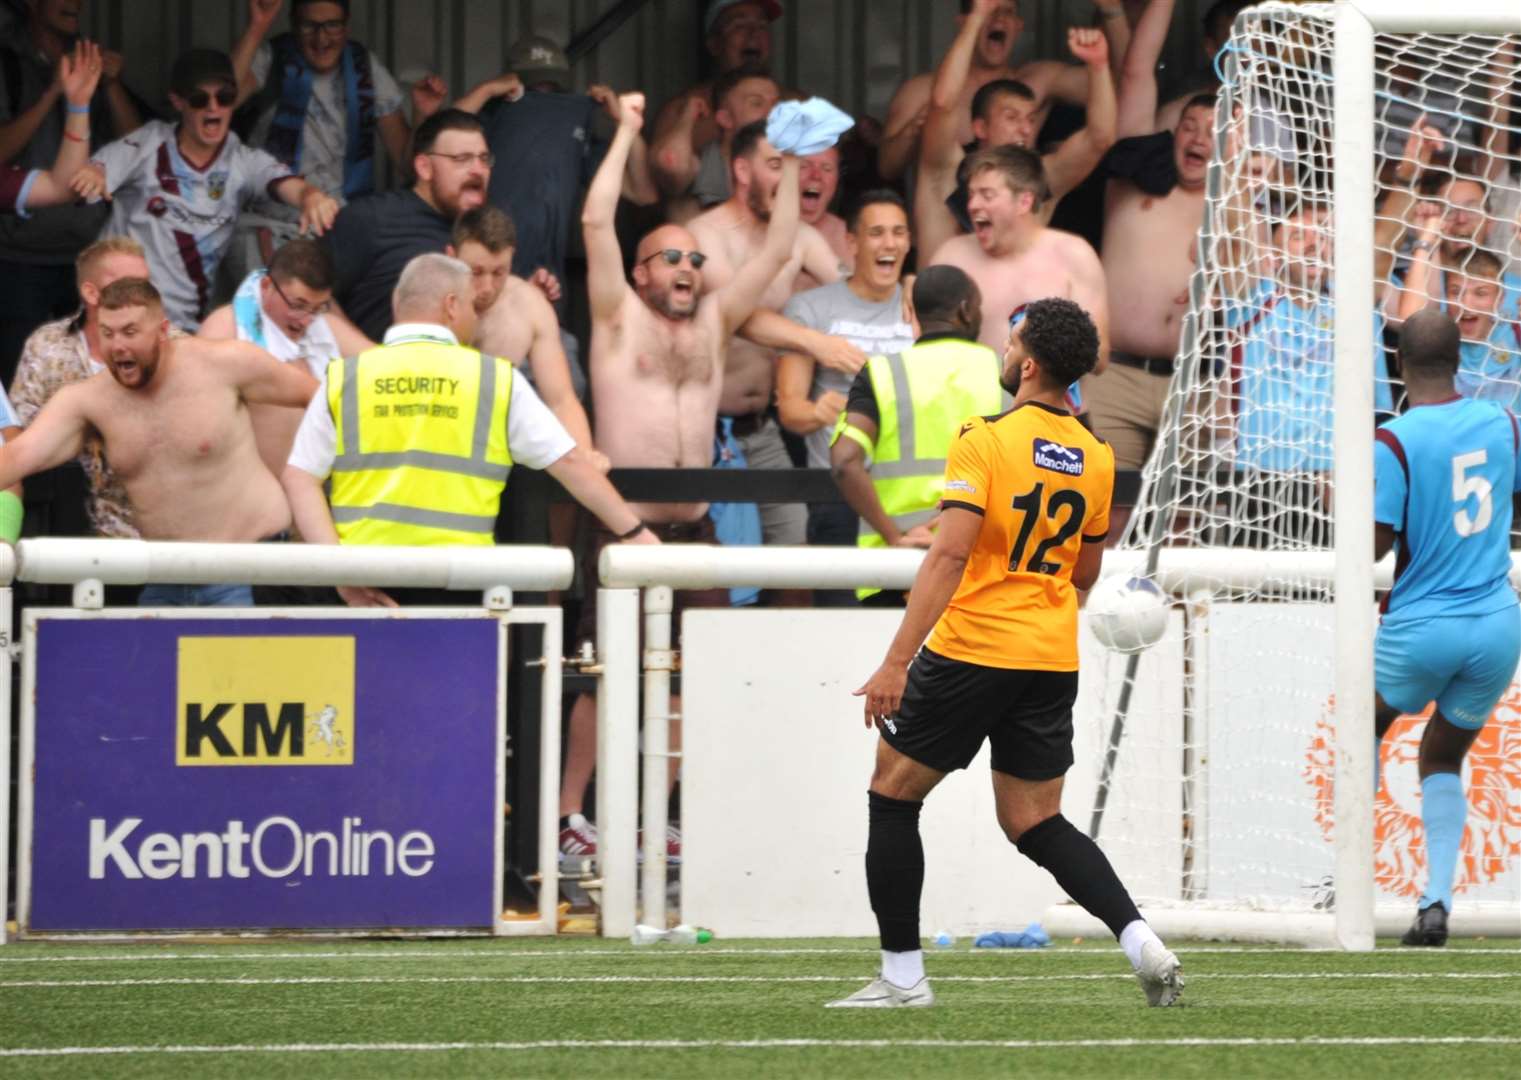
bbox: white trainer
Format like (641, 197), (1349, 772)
(1135, 940), (1184, 1007)
(825, 975), (935, 1008)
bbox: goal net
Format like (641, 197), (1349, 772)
(1066, 3), (1521, 943)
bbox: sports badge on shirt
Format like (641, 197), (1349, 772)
(207, 171), (229, 201)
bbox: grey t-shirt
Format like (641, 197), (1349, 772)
(692, 141), (729, 209)
(782, 280), (915, 468)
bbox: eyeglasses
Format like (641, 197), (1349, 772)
(297, 18), (348, 39)
(640, 249), (708, 270)
(185, 87), (237, 109)
(427, 151), (495, 168)
(266, 272), (333, 318)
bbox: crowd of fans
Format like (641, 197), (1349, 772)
(0, 0), (1518, 860)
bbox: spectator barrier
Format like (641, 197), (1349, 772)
(3, 540), (570, 942)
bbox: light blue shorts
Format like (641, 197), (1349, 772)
(1375, 605), (1521, 729)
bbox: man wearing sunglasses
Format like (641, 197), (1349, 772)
(558, 93), (805, 860)
(228, 0), (445, 283)
(71, 48), (340, 331)
(199, 237), (373, 476)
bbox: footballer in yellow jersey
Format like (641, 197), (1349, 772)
(829, 296), (1181, 1012)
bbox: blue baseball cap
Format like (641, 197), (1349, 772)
(705, 0), (783, 35)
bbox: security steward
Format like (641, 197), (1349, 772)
(282, 252), (656, 606)
(829, 265), (1003, 605)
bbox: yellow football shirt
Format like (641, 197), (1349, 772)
(926, 402), (1114, 671)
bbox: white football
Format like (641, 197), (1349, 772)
(1086, 574), (1169, 654)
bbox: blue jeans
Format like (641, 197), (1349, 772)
(138, 583), (253, 608)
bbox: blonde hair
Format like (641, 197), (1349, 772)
(76, 236), (146, 286)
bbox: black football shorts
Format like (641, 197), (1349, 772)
(882, 647), (1078, 780)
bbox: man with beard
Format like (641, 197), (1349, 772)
(827, 265), (1002, 607)
(688, 120), (851, 555)
(929, 146), (1108, 369)
(558, 93), (804, 859)
(877, 0), (1128, 184)
(0, 277), (316, 604)
(834, 296), (1182, 1010)
(199, 237), (373, 476)
(318, 108), (490, 341)
(916, 5), (1115, 264)
(70, 48), (339, 331)
(8, 236), (166, 541)
(447, 206), (604, 470)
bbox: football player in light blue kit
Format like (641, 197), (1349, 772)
(1373, 310), (1521, 947)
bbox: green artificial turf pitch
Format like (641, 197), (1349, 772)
(0, 936), (1516, 1078)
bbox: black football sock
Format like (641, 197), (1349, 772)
(1015, 813), (1141, 939)
(865, 790), (924, 953)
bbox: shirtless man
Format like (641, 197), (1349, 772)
(0, 278), (316, 605)
(930, 146), (1108, 368)
(688, 120), (847, 552)
(558, 93), (804, 856)
(199, 238), (373, 477)
(446, 206), (605, 471)
(1083, 0), (1210, 472)
(917, 1), (1116, 263)
(878, 0), (1129, 183)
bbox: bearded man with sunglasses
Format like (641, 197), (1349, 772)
(70, 48), (339, 331)
(555, 92), (805, 860)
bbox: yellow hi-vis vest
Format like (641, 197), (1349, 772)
(833, 337), (1003, 598)
(327, 335), (514, 546)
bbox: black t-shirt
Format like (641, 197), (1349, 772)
(324, 189), (453, 341)
(480, 90), (611, 284)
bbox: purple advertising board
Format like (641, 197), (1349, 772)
(24, 614), (502, 932)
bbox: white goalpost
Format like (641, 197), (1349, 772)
(1069, 2), (1521, 947)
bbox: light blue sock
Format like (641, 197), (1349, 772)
(1419, 772), (1466, 912)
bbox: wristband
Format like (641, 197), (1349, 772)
(0, 491), (22, 545)
(616, 521), (647, 541)
(66, 102), (90, 115)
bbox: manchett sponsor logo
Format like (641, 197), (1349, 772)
(1033, 439), (1085, 475)
(945, 479), (977, 495)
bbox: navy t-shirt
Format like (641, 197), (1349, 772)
(323, 188), (453, 341)
(480, 90), (611, 285)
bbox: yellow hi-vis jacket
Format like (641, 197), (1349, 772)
(327, 330), (513, 546)
(831, 335), (1003, 598)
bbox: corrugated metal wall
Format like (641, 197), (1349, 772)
(76, 1), (1212, 126)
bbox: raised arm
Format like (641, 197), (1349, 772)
(1117, 0), (1173, 138)
(650, 93), (707, 196)
(1093, 0), (1131, 80)
(718, 152), (802, 338)
(878, 79), (931, 184)
(914, 0), (987, 257)
(589, 85), (659, 206)
(452, 73), (523, 115)
(582, 93), (643, 320)
(232, 0), (282, 107)
(24, 41), (103, 208)
(1043, 29), (1117, 206)
(0, 384), (91, 492)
